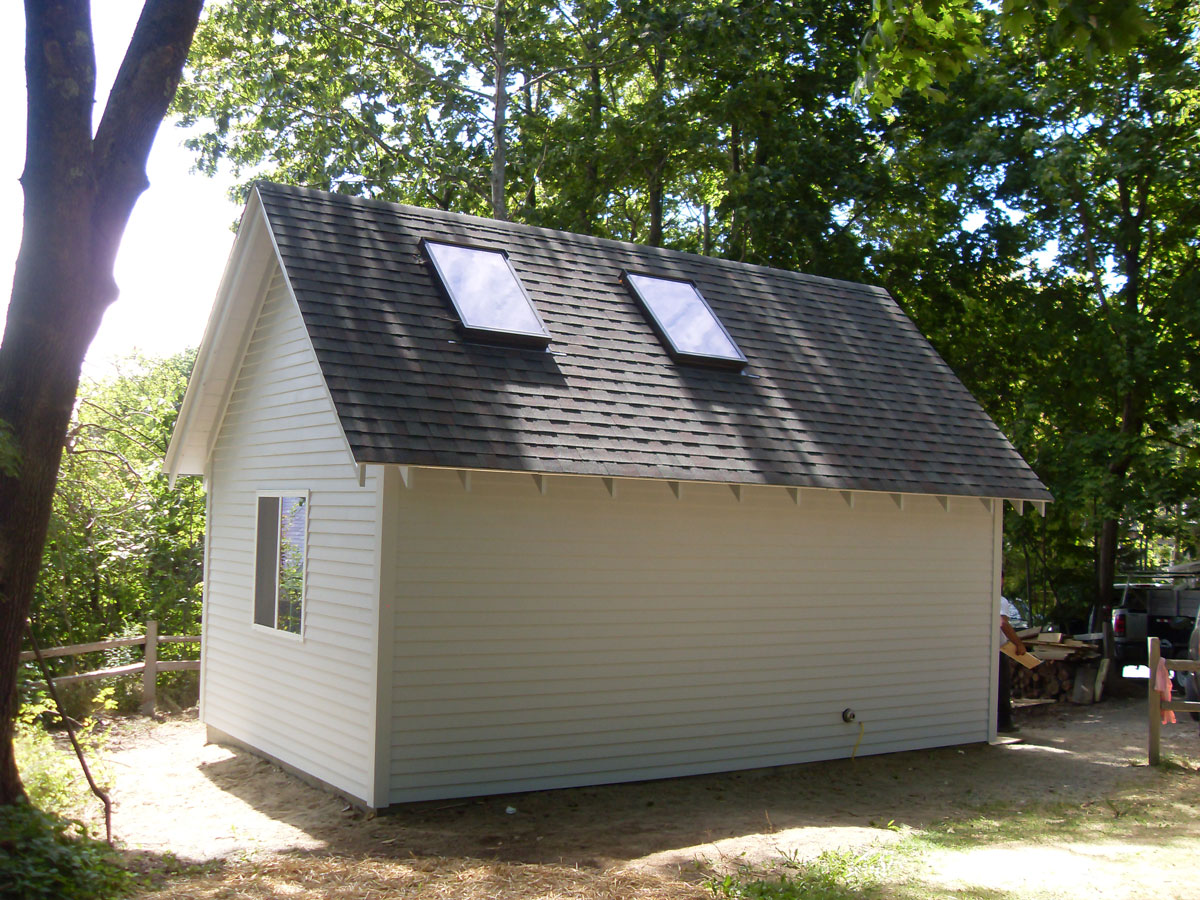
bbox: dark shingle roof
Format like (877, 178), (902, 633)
(257, 183), (1050, 500)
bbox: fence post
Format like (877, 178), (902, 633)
(141, 620), (158, 717)
(1148, 636), (1161, 766)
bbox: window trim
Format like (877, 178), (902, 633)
(420, 238), (553, 349)
(251, 489), (310, 640)
(620, 270), (747, 370)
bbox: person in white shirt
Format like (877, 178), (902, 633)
(998, 598), (1027, 733)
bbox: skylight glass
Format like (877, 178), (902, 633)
(624, 272), (746, 369)
(423, 240), (551, 347)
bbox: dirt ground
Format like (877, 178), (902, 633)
(83, 690), (1200, 899)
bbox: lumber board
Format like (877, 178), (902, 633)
(1001, 642), (1043, 668)
(156, 660), (201, 672)
(51, 662), (145, 686)
(18, 635), (146, 662)
(1031, 647), (1075, 660)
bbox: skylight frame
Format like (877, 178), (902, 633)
(421, 238), (552, 349)
(621, 270), (748, 370)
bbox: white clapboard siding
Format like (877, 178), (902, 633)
(388, 469), (996, 803)
(204, 270), (379, 802)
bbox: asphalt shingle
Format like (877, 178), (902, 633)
(257, 183), (1050, 500)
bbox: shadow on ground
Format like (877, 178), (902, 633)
(193, 696), (1190, 874)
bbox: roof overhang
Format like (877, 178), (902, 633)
(164, 188), (281, 484)
(360, 462), (1052, 512)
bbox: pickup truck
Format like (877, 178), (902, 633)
(1111, 583), (1200, 666)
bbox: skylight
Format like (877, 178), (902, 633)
(623, 272), (746, 369)
(423, 240), (551, 347)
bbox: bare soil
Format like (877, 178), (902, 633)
(82, 689), (1200, 899)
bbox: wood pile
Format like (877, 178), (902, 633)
(1008, 629), (1102, 702)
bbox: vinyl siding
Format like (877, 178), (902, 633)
(388, 469), (996, 803)
(204, 271), (379, 803)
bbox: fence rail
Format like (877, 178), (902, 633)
(1148, 636), (1200, 765)
(21, 619), (200, 716)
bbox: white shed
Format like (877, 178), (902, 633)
(166, 183), (1050, 808)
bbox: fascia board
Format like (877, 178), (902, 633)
(164, 189), (276, 484)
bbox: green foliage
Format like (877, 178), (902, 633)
(0, 802), (134, 900)
(856, 0), (1149, 108)
(28, 350), (204, 709)
(275, 496), (307, 634)
(14, 693), (112, 819)
(175, 0), (1200, 621)
(705, 850), (885, 900)
(858, 0), (1200, 622)
(175, 0), (885, 262)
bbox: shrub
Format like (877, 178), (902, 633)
(14, 693), (111, 820)
(0, 802), (135, 900)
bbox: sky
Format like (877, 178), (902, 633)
(0, 3), (241, 377)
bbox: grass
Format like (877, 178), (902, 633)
(705, 849), (888, 899)
(706, 753), (1200, 900)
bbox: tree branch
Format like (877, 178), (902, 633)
(91, 0), (204, 290)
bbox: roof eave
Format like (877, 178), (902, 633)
(164, 188), (279, 485)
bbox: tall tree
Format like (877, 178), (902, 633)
(178, 0), (885, 265)
(176, 0), (574, 217)
(0, 0), (204, 805)
(865, 0), (1200, 619)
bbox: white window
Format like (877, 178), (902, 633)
(623, 271), (747, 369)
(422, 239), (552, 347)
(254, 493), (308, 635)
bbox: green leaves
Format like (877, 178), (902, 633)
(872, 0), (1200, 619)
(856, 0), (1149, 110)
(33, 351), (205, 654)
(174, 0), (1200, 618)
(0, 803), (135, 900)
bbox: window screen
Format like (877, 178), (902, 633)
(624, 272), (746, 369)
(423, 240), (551, 347)
(254, 494), (307, 634)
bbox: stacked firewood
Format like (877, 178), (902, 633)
(1010, 658), (1076, 700)
(1006, 629), (1103, 702)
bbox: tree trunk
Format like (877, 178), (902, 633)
(490, 0), (508, 221)
(648, 163), (664, 247)
(580, 60), (603, 233)
(1095, 174), (1147, 643)
(729, 123), (745, 261)
(0, 0), (203, 807)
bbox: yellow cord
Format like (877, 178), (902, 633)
(851, 721), (865, 759)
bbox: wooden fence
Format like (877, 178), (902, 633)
(20, 619), (200, 716)
(1147, 636), (1200, 765)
